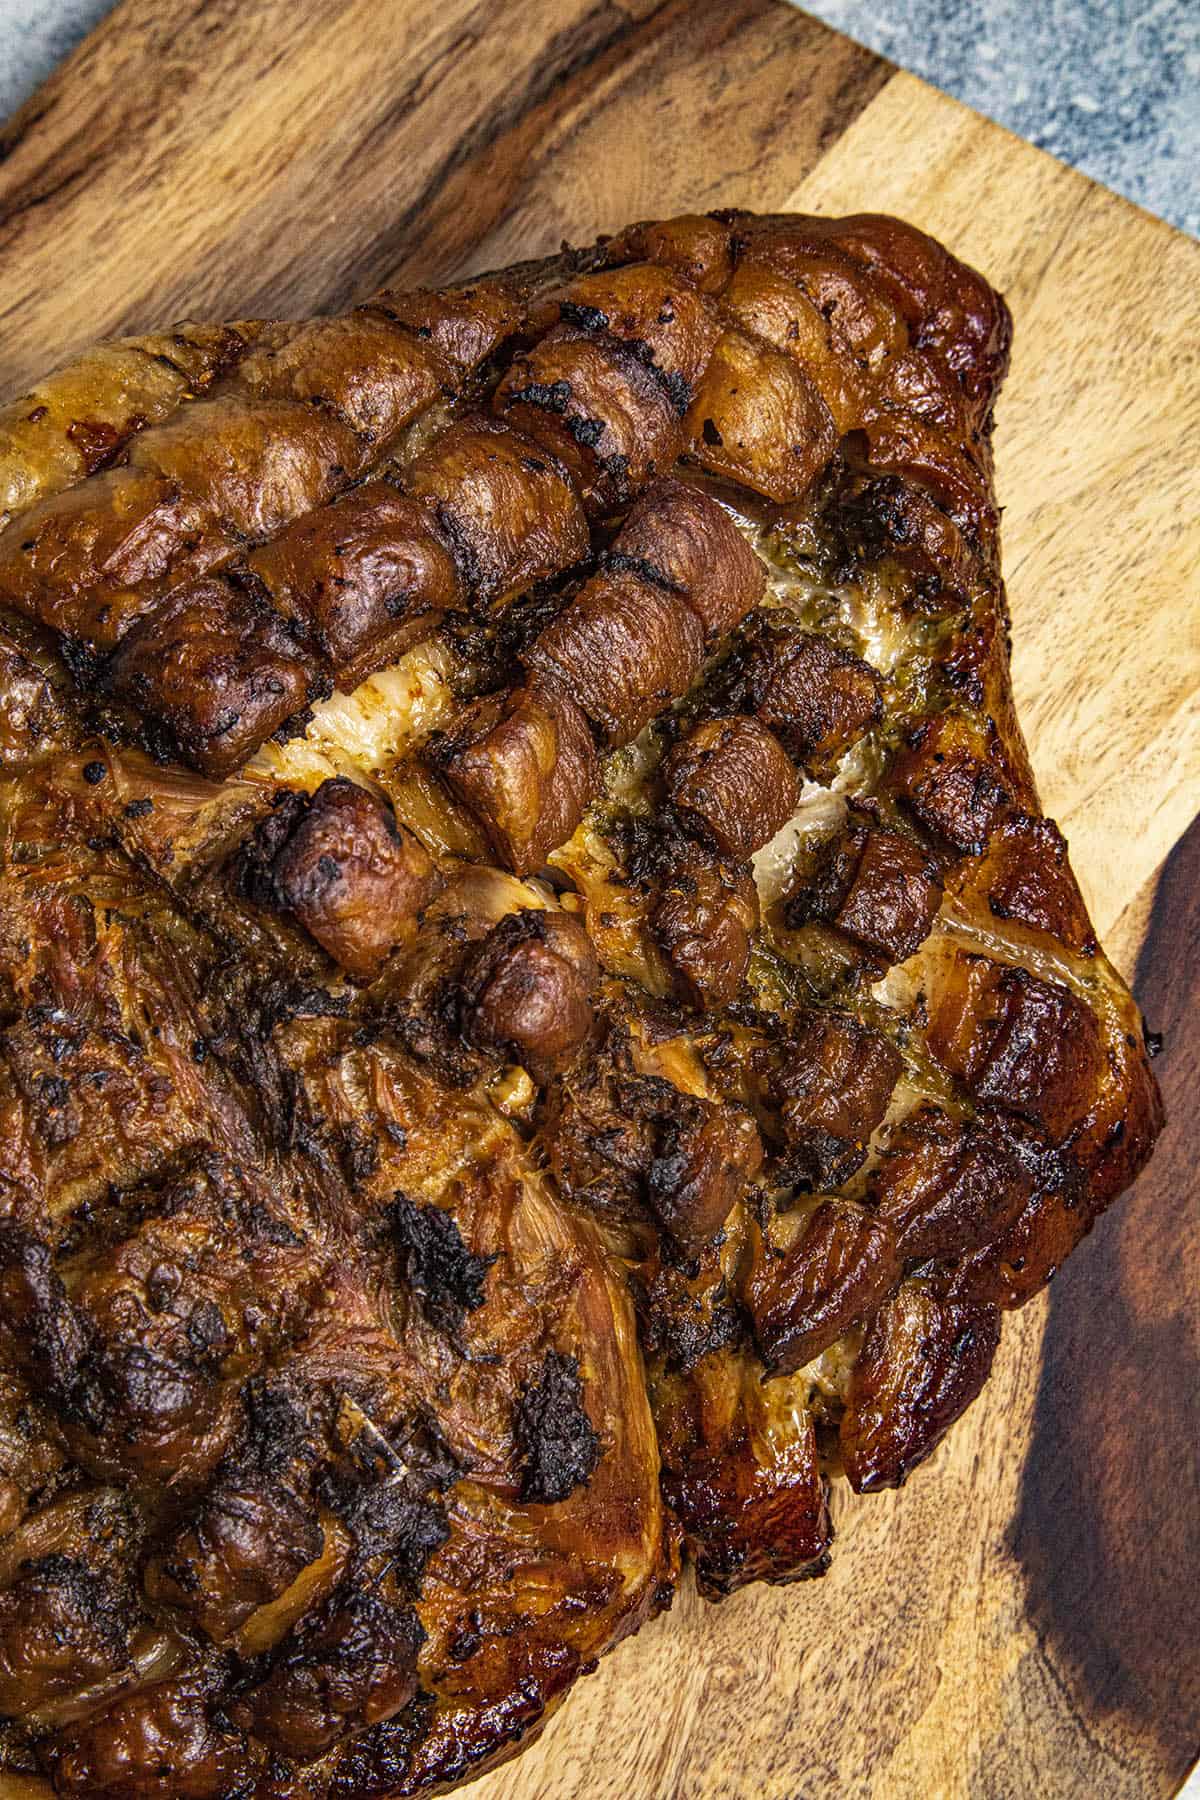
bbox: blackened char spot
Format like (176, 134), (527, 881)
(326, 1688), (438, 1800)
(506, 378), (572, 414)
(185, 1299), (229, 1358)
(601, 549), (682, 594)
(559, 300), (609, 333)
(0, 1224), (107, 1431)
(235, 790), (311, 911)
(237, 1375), (319, 1482)
(388, 1194), (495, 1333)
(569, 415), (605, 449)
(319, 1464), (451, 1592)
(602, 451), (631, 494)
(637, 1270), (743, 1373)
(60, 636), (102, 689)
(242, 975), (350, 1038)
(247, 1205), (304, 1248)
(337, 1124), (380, 1188)
(514, 1349), (600, 1504)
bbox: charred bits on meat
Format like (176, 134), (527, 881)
(513, 1349), (600, 1504)
(387, 1193), (496, 1334)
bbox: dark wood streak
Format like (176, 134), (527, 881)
(0, 98), (55, 168)
(320, 0), (685, 303)
(0, 0), (888, 390)
(0, 160), (88, 226)
(1012, 814), (1200, 1792)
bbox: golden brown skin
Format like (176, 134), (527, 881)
(0, 319), (273, 528)
(653, 1345), (833, 1597)
(458, 909), (599, 1083)
(651, 842), (759, 1011)
(0, 209), (1163, 1797)
(746, 1199), (899, 1376)
(736, 619), (883, 777)
(433, 679), (598, 876)
(406, 414), (588, 606)
(685, 326), (836, 502)
(785, 808), (944, 967)
(663, 715), (800, 858)
(107, 576), (314, 776)
(493, 328), (685, 515)
(839, 1283), (1002, 1492)
(244, 482), (460, 673)
(248, 778), (442, 980)
(524, 478), (764, 752)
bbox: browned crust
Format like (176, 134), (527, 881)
(0, 209), (1161, 1800)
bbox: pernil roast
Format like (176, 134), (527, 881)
(0, 210), (1162, 1797)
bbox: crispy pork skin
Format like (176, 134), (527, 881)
(601, 475), (766, 636)
(244, 482), (459, 671)
(405, 414), (587, 605)
(544, 1049), (763, 1248)
(755, 1010), (903, 1193)
(746, 1200), (899, 1376)
(840, 1284), (1002, 1492)
(871, 1103), (1035, 1264)
(529, 569), (705, 749)
(493, 327), (685, 514)
(651, 843), (759, 1011)
(458, 909), (599, 1082)
(737, 619), (882, 775)
(105, 577), (314, 778)
(0, 320), (269, 527)
(525, 479), (765, 749)
(432, 678), (598, 875)
(685, 327), (837, 501)
(0, 210), (1162, 1794)
(663, 715), (800, 858)
(785, 812), (944, 967)
(243, 777), (441, 979)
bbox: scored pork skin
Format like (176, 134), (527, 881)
(0, 209), (1161, 1798)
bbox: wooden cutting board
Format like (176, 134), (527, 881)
(2, 3), (1197, 1796)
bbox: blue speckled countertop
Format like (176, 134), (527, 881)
(806, 0), (1198, 237)
(0, 0), (1196, 235)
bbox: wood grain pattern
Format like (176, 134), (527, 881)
(0, 0), (888, 388)
(0, 5), (1197, 1796)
